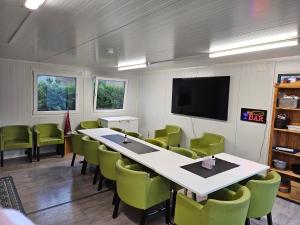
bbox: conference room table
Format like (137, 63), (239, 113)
(78, 128), (269, 196)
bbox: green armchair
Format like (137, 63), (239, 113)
(154, 125), (181, 148)
(174, 187), (251, 225)
(145, 138), (167, 148)
(113, 159), (171, 225)
(0, 125), (32, 167)
(81, 136), (100, 183)
(110, 127), (125, 133)
(70, 132), (85, 167)
(80, 120), (101, 129)
(190, 132), (225, 156)
(126, 131), (143, 140)
(33, 123), (64, 161)
(228, 171), (281, 225)
(98, 144), (122, 195)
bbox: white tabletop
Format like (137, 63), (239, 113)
(78, 128), (269, 196)
(99, 116), (138, 122)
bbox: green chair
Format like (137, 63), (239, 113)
(229, 171), (281, 225)
(126, 131), (143, 140)
(174, 186), (251, 225)
(70, 132), (85, 167)
(33, 123), (64, 161)
(154, 125), (181, 148)
(81, 136), (100, 183)
(145, 138), (167, 148)
(80, 120), (101, 129)
(110, 127), (124, 133)
(0, 125), (32, 167)
(113, 159), (171, 225)
(190, 132), (225, 156)
(169, 146), (197, 159)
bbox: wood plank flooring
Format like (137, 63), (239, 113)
(0, 152), (300, 225)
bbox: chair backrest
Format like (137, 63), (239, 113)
(203, 133), (224, 143)
(81, 136), (100, 165)
(166, 125), (181, 134)
(116, 159), (149, 209)
(202, 187), (251, 225)
(145, 138), (166, 148)
(98, 145), (121, 181)
(169, 146), (197, 159)
(80, 120), (99, 129)
(110, 127), (124, 133)
(126, 131), (143, 139)
(71, 132), (84, 155)
(246, 171), (281, 218)
(35, 123), (59, 138)
(1, 125), (29, 141)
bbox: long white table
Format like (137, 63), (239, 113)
(78, 128), (269, 196)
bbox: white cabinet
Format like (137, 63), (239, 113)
(99, 116), (139, 132)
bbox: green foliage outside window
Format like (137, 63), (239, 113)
(37, 75), (76, 111)
(96, 79), (126, 110)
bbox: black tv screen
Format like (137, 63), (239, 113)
(171, 76), (230, 120)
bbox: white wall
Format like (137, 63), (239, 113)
(138, 58), (300, 164)
(0, 58), (139, 157)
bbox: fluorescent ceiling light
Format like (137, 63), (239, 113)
(118, 63), (147, 71)
(209, 39), (298, 58)
(25, 0), (46, 10)
(118, 58), (147, 71)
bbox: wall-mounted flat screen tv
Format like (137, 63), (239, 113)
(171, 76), (230, 120)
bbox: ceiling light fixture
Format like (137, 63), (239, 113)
(118, 63), (147, 71)
(209, 39), (298, 58)
(25, 0), (46, 10)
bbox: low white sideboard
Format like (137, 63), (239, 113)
(99, 116), (139, 132)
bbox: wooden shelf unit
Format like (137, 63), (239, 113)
(268, 81), (300, 203)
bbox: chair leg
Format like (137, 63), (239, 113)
(192, 192), (196, 201)
(112, 193), (120, 219)
(171, 190), (177, 217)
(71, 153), (76, 167)
(28, 148), (32, 163)
(33, 145), (36, 158)
(81, 160), (87, 174)
(93, 166), (100, 185)
(37, 147), (40, 161)
(1, 151), (3, 167)
(60, 144), (64, 157)
(267, 213), (273, 225)
(112, 185), (117, 205)
(178, 144), (180, 147)
(140, 209), (148, 225)
(245, 218), (250, 225)
(98, 174), (104, 191)
(56, 144), (59, 154)
(165, 199), (170, 224)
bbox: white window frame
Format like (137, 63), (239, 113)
(33, 70), (79, 115)
(93, 76), (128, 112)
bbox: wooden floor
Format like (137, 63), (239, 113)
(0, 152), (300, 225)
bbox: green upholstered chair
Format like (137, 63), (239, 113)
(80, 120), (101, 129)
(190, 132), (225, 157)
(81, 136), (100, 183)
(70, 132), (85, 167)
(154, 125), (181, 148)
(113, 159), (171, 225)
(126, 131), (143, 140)
(169, 146), (197, 159)
(33, 123), (64, 161)
(229, 171), (281, 225)
(174, 186), (251, 225)
(110, 127), (125, 133)
(98, 144), (122, 202)
(0, 125), (33, 167)
(145, 138), (167, 148)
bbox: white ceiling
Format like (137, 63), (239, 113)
(1, 0), (300, 71)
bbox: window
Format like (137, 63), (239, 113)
(94, 77), (127, 111)
(33, 71), (79, 114)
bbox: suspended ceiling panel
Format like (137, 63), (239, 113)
(1, 0), (300, 70)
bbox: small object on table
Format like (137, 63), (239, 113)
(201, 156), (215, 170)
(123, 134), (131, 144)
